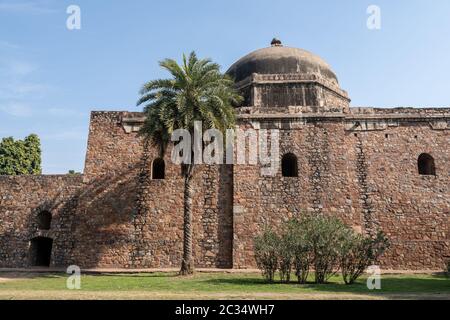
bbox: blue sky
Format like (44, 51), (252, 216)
(1, 0), (450, 174)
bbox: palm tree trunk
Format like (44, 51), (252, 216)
(180, 164), (194, 275)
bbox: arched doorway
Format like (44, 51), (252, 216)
(30, 237), (53, 267)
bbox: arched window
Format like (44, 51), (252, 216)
(418, 153), (436, 176)
(37, 211), (52, 230)
(282, 153), (298, 177)
(152, 158), (165, 179)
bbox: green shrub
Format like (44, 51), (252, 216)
(340, 231), (390, 285)
(277, 231), (294, 283)
(254, 228), (280, 283)
(286, 218), (311, 284)
(253, 215), (390, 285)
(306, 215), (348, 284)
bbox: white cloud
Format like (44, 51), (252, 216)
(0, 42), (56, 119)
(0, 82), (51, 101)
(0, 102), (33, 117)
(41, 129), (87, 141)
(0, 59), (52, 102)
(0, 1), (56, 14)
(0, 40), (19, 49)
(0, 59), (37, 77)
(47, 107), (85, 117)
(0, 60), (49, 117)
(8, 60), (37, 76)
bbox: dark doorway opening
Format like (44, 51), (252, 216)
(418, 153), (436, 176)
(152, 158), (165, 179)
(30, 237), (53, 267)
(282, 153), (298, 177)
(37, 210), (52, 230)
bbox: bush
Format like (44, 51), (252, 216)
(254, 228), (279, 283)
(306, 215), (349, 284)
(277, 230), (294, 283)
(340, 231), (390, 285)
(253, 214), (390, 285)
(286, 219), (311, 284)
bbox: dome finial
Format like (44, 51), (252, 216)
(271, 38), (282, 47)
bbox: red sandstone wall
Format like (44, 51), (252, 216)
(353, 124), (449, 269)
(233, 117), (449, 270)
(0, 109), (448, 270)
(233, 120), (360, 268)
(0, 175), (83, 267)
(58, 111), (232, 268)
(0, 111), (234, 269)
(84, 111), (144, 178)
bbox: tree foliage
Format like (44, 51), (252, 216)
(137, 51), (242, 275)
(137, 51), (242, 152)
(0, 134), (42, 175)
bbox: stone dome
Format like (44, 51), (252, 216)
(226, 41), (339, 85)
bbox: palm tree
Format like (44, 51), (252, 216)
(137, 52), (242, 275)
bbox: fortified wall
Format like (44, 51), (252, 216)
(0, 41), (449, 270)
(1, 111), (233, 268)
(233, 107), (450, 269)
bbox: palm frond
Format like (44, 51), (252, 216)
(138, 51), (243, 153)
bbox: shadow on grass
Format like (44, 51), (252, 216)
(0, 272), (65, 281)
(202, 274), (450, 294)
(2, 271), (448, 300)
(82, 272), (180, 278)
(0, 271), (181, 282)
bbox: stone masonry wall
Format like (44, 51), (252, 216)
(0, 109), (448, 270)
(233, 111), (449, 270)
(351, 123), (449, 269)
(0, 111), (233, 268)
(233, 119), (359, 268)
(0, 175), (83, 267)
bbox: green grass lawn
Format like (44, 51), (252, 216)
(0, 272), (449, 300)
